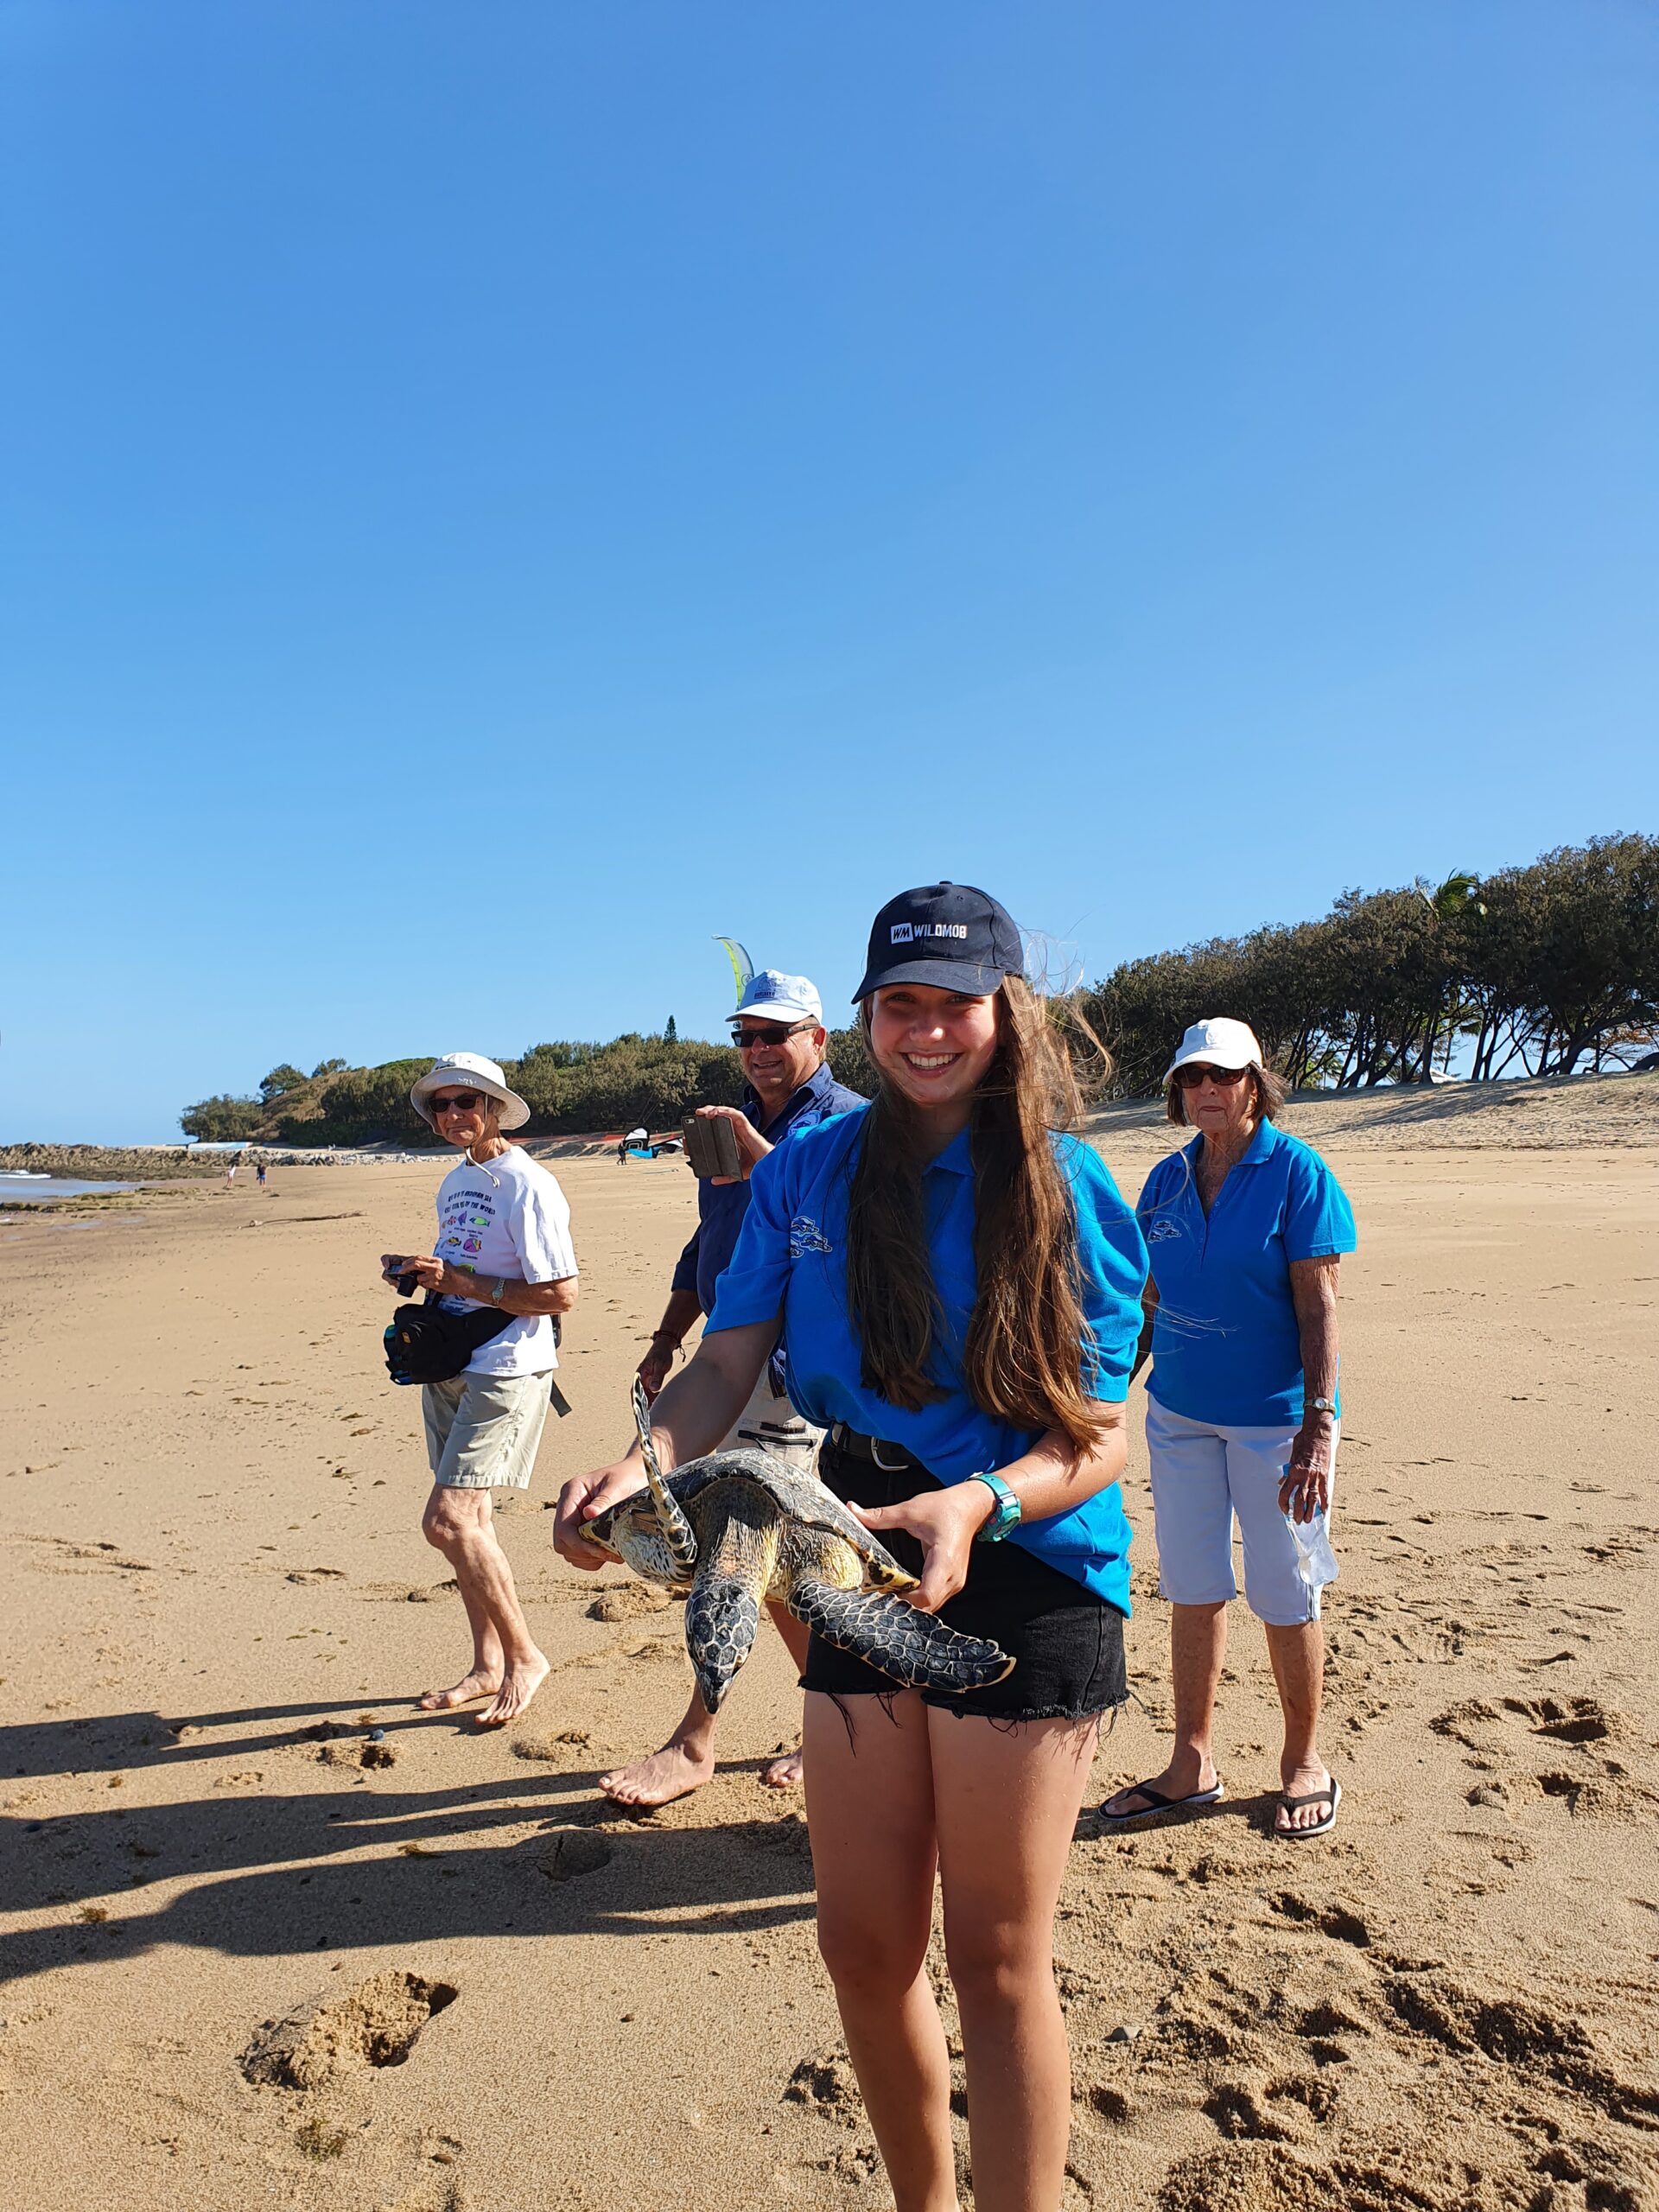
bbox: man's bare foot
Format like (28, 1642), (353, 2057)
(418, 1669), (502, 1713)
(475, 1652), (550, 1729)
(760, 1744), (804, 1789)
(599, 1738), (715, 1808)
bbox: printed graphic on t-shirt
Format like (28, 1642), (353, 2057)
(789, 1214), (833, 1256)
(440, 1184), (499, 1278)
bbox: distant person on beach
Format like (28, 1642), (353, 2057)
(599, 970), (862, 1808)
(384, 1052), (579, 1728)
(557, 887), (1146, 2212)
(255, 1158), (268, 1190)
(225, 1159), (237, 1186)
(1101, 1019), (1355, 1840)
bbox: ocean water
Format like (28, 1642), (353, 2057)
(0, 1175), (138, 1203)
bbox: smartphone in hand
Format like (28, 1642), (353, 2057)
(682, 1113), (743, 1179)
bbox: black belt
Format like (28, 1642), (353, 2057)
(828, 1422), (925, 1473)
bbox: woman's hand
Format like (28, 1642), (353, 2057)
(849, 1482), (994, 1613)
(1281, 1415), (1337, 1520)
(553, 1462), (645, 1570)
(688, 1104), (772, 1185)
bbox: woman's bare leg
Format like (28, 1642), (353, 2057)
(760, 1603), (810, 1787)
(931, 1709), (1100, 2212)
(1264, 1618), (1331, 1833)
(419, 1484), (548, 1725)
(1100, 1599), (1225, 1815)
(804, 1689), (957, 2212)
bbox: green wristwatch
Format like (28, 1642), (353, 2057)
(969, 1470), (1021, 1543)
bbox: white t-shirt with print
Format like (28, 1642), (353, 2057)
(433, 1146), (578, 1376)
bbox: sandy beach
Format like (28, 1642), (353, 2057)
(2, 1076), (1656, 2212)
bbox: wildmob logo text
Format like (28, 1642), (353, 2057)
(890, 921), (969, 944)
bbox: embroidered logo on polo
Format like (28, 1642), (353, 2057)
(1147, 1217), (1182, 1243)
(789, 1215), (833, 1256)
(890, 921), (969, 944)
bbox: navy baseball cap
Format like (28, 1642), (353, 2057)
(852, 883), (1026, 1001)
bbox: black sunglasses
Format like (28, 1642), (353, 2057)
(731, 1020), (814, 1049)
(1173, 1064), (1249, 1090)
(431, 1090), (486, 1113)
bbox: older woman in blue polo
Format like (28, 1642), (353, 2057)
(1103, 1018), (1355, 1840)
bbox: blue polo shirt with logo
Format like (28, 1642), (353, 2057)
(706, 1105), (1149, 1612)
(1139, 1120), (1356, 1428)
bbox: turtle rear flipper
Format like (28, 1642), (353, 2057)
(787, 1580), (1014, 1694)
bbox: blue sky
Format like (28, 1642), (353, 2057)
(4, 2), (1656, 1143)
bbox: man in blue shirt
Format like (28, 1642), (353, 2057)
(600, 969), (863, 1808)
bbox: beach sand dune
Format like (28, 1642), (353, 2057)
(1, 1080), (1656, 2209)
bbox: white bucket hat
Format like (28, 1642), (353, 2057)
(409, 1052), (531, 1133)
(1164, 1017), (1265, 1082)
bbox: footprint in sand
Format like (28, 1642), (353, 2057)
(241, 1970), (459, 2090)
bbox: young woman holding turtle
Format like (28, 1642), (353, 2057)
(556, 884), (1147, 2212)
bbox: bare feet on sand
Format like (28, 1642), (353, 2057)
(418, 1669), (502, 1713)
(761, 1745), (804, 1789)
(475, 1652), (550, 1728)
(600, 1739), (715, 1808)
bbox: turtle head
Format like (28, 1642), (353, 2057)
(685, 1574), (761, 1716)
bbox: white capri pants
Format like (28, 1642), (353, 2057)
(1145, 1397), (1338, 1626)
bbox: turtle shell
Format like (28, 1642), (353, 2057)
(588, 1444), (912, 1586)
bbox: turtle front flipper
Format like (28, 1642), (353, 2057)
(631, 1376), (698, 1580)
(684, 1492), (781, 1715)
(786, 1580), (1014, 1694)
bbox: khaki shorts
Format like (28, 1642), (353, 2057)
(722, 1369), (820, 1471)
(423, 1370), (553, 1491)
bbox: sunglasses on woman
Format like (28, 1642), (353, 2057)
(1173, 1064), (1249, 1090)
(432, 1091), (486, 1113)
(731, 1020), (815, 1050)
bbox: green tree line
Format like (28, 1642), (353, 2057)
(1080, 833), (1658, 1093)
(181, 834), (1655, 1141)
(181, 1031), (876, 1146)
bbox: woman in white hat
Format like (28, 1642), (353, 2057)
(1102, 1019), (1356, 1839)
(383, 1053), (579, 1726)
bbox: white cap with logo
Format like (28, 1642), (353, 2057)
(1164, 1017), (1265, 1081)
(733, 970), (823, 1027)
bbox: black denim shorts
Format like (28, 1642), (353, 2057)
(802, 1438), (1128, 1724)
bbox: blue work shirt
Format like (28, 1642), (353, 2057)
(671, 1061), (864, 1316)
(706, 1105), (1149, 1613)
(1140, 1119), (1357, 1428)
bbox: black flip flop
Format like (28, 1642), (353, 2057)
(1100, 1776), (1226, 1828)
(1275, 1777), (1341, 1840)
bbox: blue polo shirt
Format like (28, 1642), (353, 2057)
(1140, 1120), (1356, 1428)
(706, 1105), (1149, 1612)
(671, 1064), (863, 1398)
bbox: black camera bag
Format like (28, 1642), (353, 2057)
(384, 1294), (516, 1386)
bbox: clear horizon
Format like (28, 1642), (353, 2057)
(7, 3), (1657, 1146)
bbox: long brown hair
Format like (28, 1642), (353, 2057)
(844, 976), (1111, 1452)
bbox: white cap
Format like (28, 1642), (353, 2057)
(409, 1052), (531, 1132)
(1164, 1018), (1265, 1082)
(733, 970), (823, 1027)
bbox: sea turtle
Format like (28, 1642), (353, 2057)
(581, 1379), (1014, 1716)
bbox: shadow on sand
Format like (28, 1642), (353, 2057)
(0, 1699), (816, 1983)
